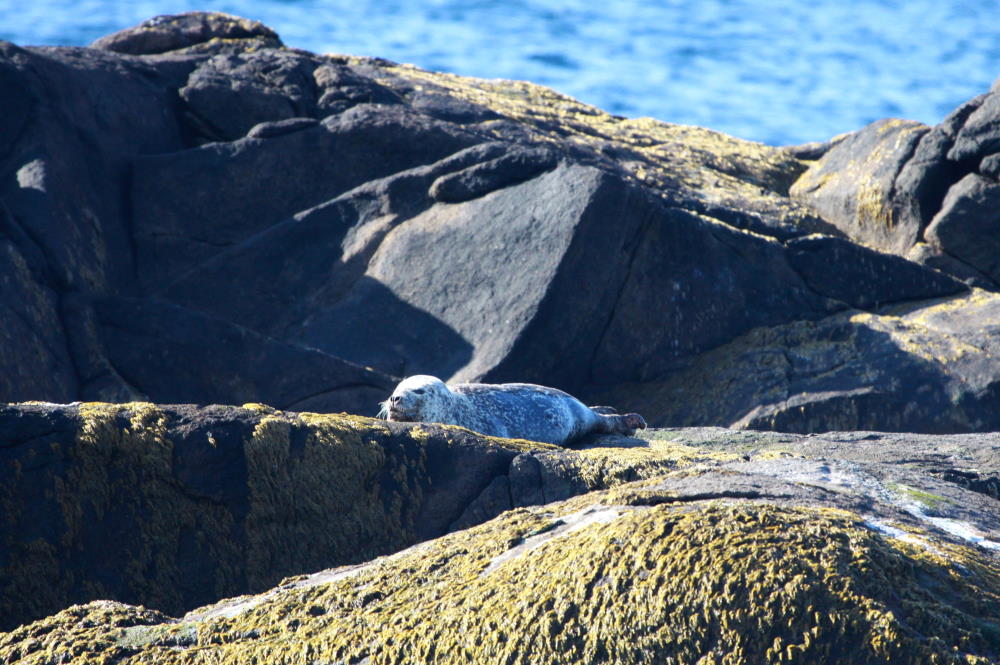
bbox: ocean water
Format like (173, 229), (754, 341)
(2, 0), (997, 145)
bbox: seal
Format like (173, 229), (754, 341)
(379, 375), (646, 446)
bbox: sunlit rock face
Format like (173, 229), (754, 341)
(5, 13), (1000, 433)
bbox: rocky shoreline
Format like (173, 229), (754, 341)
(3, 12), (1000, 663)
(2, 401), (1000, 662)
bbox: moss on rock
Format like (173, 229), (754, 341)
(0, 404), (558, 628)
(4, 497), (999, 664)
(7, 403), (711, 630)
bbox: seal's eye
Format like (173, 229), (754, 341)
(414, 389), (425, 395)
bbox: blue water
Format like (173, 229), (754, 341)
(2, 0), (997, 145)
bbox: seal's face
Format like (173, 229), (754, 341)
(380, 375), (451, 422)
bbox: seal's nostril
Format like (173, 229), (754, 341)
(390, 395), (400, 405)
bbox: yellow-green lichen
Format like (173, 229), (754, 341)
(64, 403), (241, 612)
(186, 501), (1000, 665)
(0, 403), (242, 627)
(243, 411), (422, 592)
(9, 405), (560, 628)
(568, 435), (741, 489)
(887, 483), (954, 512)
(8, 499), (999, 664)
(361, 61), (818, 228)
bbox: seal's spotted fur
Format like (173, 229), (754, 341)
(381, 375), (646, 446)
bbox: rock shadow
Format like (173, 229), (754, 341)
(291, 275), (474, 380)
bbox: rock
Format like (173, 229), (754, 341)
(924, 173), (1000, 284)
(0, 401), (702, 631)
(179, 50), (320, 141)
(0, 207), (78, 402)
(0, 403), (531, 629)
(948, 84), (1000, 162)
(791, 86), (1000, 294)
(905, 241), (996, 289)
(790, 118), (930, 255)
(428, 144), (558, 202)
(132, 104), (480, 289)
(92, 297), (395, 412)
(891, 94), (989, 249)
(313, 61), (404, 115)
(784, 234), (966, 310)
(589, 290), (1000, 433)
(245, 116), (318, 139)
(9, 15), (1000, 660)
(90, 12), (281, 55)
(5, 416), (1000, 663)
(3, 14), (1000, 432)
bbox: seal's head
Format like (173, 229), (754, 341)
(379, 375), (453, 423)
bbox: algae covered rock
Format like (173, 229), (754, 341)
(6, 428), (1000, 664)
(0, 401), (710, 631)
(6, 404), (1000, 664)
(0, 402), (519, 630)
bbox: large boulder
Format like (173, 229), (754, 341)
(590, 289), (1000, 433)
(0, 402), (694, 631)
(0, 13), (996, 432)
(792, 78), (1000, 291)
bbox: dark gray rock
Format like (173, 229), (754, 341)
(980, 152), (1000, 179)
(948, 85), (1000, 162)
(93, 297), (394, 413)
(924, 173), (1000, 283)
(785, 234), (967, 309)
(790, 118), (929, 255)
(179, 49), (320, 141)
(132, 104), (480, 289)
(90, 12), (281, 55)
(789, 82), (1000, 296)
(0, 43), (189, 293)
(905, 242), (996, 289)
(4, 14), (1000, 435)
(0, 211), (78, 403)
(314, 61), (404, 115)
(890, 94), (989, 244)
(246, 116), (319, 139)
(589, 290), (1000, 434)
(429, 145), (558, 202)
(408, 89), (503, 124)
